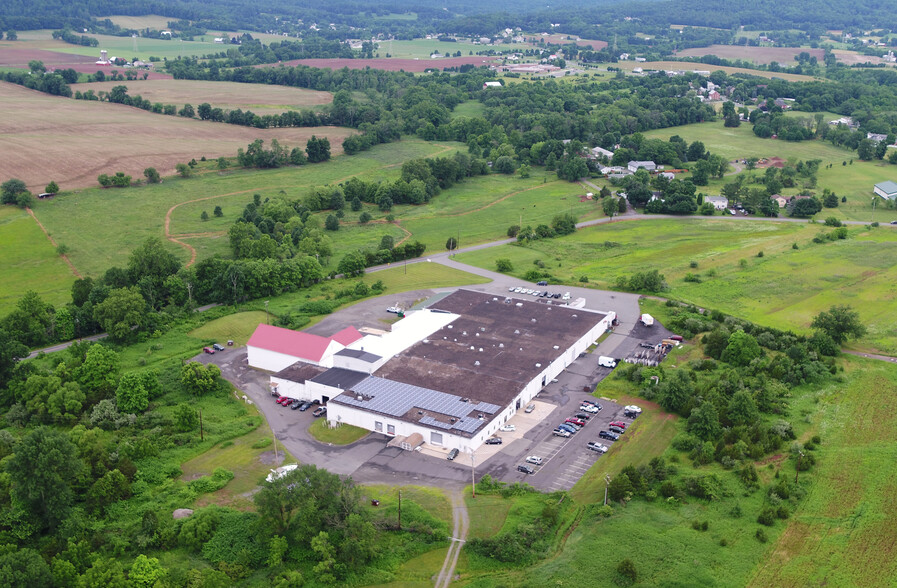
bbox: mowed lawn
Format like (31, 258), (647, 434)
(747, 357), (897, 587)
(16, 29), (226, 61)
(456, 219), (897, 354)
(76, 80), (333, 114)
(0, 206), (76, 314)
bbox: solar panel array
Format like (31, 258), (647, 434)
(338, 377), (501, 435)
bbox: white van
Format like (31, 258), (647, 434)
(598, 356), (617, 368)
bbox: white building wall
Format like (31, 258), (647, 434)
(247, 342), (340, 372)
(332, 355), (385, 374)
(327, 310), (616, 452)
(269, 376), (306, 399)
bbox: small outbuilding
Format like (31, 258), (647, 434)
(874, 180), (897, 200)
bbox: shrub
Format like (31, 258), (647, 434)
(757, 507), (776, 526)
(683, 273), (701, 283)
(824, 217), (842, 227)
(689, 260), (699, 268)
(755, 528), (768, 543)
(615, 558), (638, 586)
(495, 258), (514, 273)
(757, 250), (764, 258)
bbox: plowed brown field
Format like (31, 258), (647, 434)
(0, 82), (354, 190)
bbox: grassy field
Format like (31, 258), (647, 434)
(377, 39), (500, 59)
(674, 45), (823, 65)
(456, 218), (897, 354)
(308, 419), (369, 444)
(99, 14), (174, 30)
(76, 79), (333, 113)
(747, 357), (897, 587)
(0, 81), (354, 191)
(188, 311), (268, 346)
(450, 101), (486, 119)
(15, 29), (226, 61)
(0, 206), (76, 315)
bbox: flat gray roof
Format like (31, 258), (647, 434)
(334, 348), (382, 363)
(311, 368), (370, 390)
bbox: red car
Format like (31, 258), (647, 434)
(276, 396), (289, 404)
(202, 346), (215, 354)
(565, 418), (586, 427)
(610, 421), (627, 429)
(279, 397), (294, 406)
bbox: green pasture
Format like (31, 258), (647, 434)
(747, 357), (897, 587)
(188, 310), (268, 346)
(0, 206), (75, 315)
(18, 29), (225, 61)
(450, 101), (486, 119)
(456, 218), (897, 354)
(377, 39), (496, 59)
(31, 139), (461, 278)
(308, 419), (369, 444)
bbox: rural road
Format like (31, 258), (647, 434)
(435, 490), (469, 588)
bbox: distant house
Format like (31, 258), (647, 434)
(874, 180), (897, 200)
(829, 116), (857, 128)
(771, 195), (789, 208)
(483, 81), (502, 89)
(214, 37), (225, 43)
(591, 146), (614, 160)
(601, 166), (629, 176)
(659, 172), (675, 180)
(867, 133), (889, 143)
(708, 90), (721, 101)
(704, 196), (728, 210)
(628, 160), (657, 173)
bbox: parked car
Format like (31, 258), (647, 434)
(582, 400), (602, 410)
(580, 404), (600, 414)
(298, 402), (312, 411)
(553, 428), (572, 437)
(553, 293), (561, 299)
(565, 418), (586, 427)
(525, 404), (536, 413)
(558, 423), (578, 434)
(290, 400), (302, 410)
(280, 398), (294, 406)
(670, 335), (684, 342)
(517, 464), (535, 474)
(312, 406), (327, 417)
(598, 430), (619, 441)
(624, 405), (642, 413)
(484, 437), (503, 445)
(891, 220), (897, 225)
(212, 343), (225, 351)
(609, 421), (627, 429)
(608, 425), (625, 435)
(499, 424), (516, 432)
(386, 306), (402, 314)
(562, 292), (571, 300)
(276, 396), (289, 404)
(639, 342), (654, 349)
(447, 448), (459, 461)
(525, 456), (543, 465)
(536, 280), (548, 286)
(574, 413), (592, 421)
(587, 441), (609, 453)
(202, 346), (215, 354)
(623, 410), (639, 419)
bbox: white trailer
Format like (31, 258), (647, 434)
(640, 313), (654, 327)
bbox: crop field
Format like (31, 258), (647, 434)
(527, 33), (608, 50)
(0, 206), (76, 315)
(747, 357), (897, 587)
(674, 45), (824, 65)
(271, 56), (501, 72)
(99, 14), (175, 30)
(0, 81), (354, 191)
(76, 79), (333, 113)
(616, 60), (817, 82)
(378, 39), (495, 59)
(456, 219), (897, 354)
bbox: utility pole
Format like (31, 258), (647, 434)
(199, 409), (204, 442)
(871, 197), (877, 224)
(604, 474), (611, 506)
(269, 420), (279, 461)
(398, 490), (402, 530)
(471, 449), (477, 498)
(795, 450), (804, 484)
(264, 300), (269, 324)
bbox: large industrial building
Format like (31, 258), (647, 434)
(247, 289), (615, 452)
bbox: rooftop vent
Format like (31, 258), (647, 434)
(461, 397), (469, 402)
(514, 329), (520, 335)
(417, 410), (423, 415)
(356, 395), (363, 401)
(492, 297), (498, 301)
(531, 318), (537, 323)
(448, 325), (453, 329)
(572, 314), (578, 318)
(535, 363), (542, 368)
(462, 331), (467, 336)
(423, 339), (430, 343)
(450, 417), (457, 423)
(475, 332), (480, 337)
(553, 345), (560, 350)
(479, 347), (484, 352)
(480, 327), (486, 332)
(474, 360), (480, 366)
(499, 343), (504, 348)
(478, 413), (485, 420)
(516, 302), (523, 307)
(470, 346), (475, 350)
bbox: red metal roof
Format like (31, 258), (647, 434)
(331, 326), (363, 346)
(247, 324), (334, 362)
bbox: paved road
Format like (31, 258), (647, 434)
(27, 333), (108, 359)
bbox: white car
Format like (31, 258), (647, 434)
(386, 306), (402, 314)
(624, 405), (643, 413)
(553, 428), (571, 437)
(580, 405), (600, 413)
(587, 442), (609, 453)
(525, 456), (543, 465)
(563, 292), (571, 300)
(525, 404), (536, 413)
(499, 424), (516, 432)
(508, 286), (516, 292)
(266, 464), (298, 482)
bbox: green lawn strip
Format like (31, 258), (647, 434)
(464, 494), (513, 540)
(746, 357), (897, 586)
(307, 418), (369, 444)
(0, 206), (77, 315)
